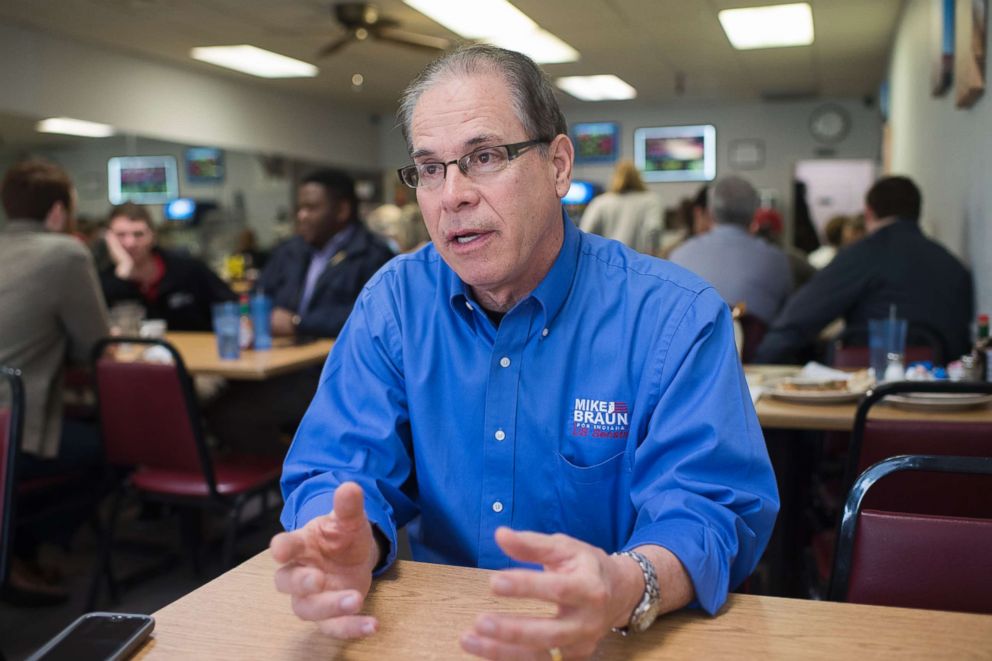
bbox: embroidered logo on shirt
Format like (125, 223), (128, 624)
(166, 292), (195, 309)
(570, 398), (630, 439)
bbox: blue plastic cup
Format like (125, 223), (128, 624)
(869, 317), (907, 377)
(251, 293), (273, 350)
(211, 302), (241, 360)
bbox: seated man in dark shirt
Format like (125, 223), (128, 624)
(207, 169), (393, 455)
(755, 176), (974, 364)
(257, 168), (394, 339)
(101, 202), (235, 331)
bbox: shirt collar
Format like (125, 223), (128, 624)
(446, 208), (580, 331)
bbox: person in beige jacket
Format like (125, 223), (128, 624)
(0, 159), (109, 601)
(579, 160), (663, 255)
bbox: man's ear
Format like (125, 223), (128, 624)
(44, 200), (68, 233)
(550, 134), (574, 199)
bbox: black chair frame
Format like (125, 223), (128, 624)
(0, 366), (24, 588)
(87, 337), (277, 609)
(828, 453), (992, 603)
(840, 380), (992, 502)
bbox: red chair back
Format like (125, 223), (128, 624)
(93, 340), (214, 490)
(831, 345), (935, 369)
(847, 509), (992, 613)
(846, 381), (992, 518)
(738, 313), (768, 364)
(831, 455), (992, 614)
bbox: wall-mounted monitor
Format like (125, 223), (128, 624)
(185, 147), (225, 183)
(107, 155), (179, 204)
(571, 122), (620, 163)
(163, 198), (217, 225)
(634, 125), (716, 182)
(563, 180), (599, 206)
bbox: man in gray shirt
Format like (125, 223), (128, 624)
(669, 176), (792, 324)
(0, 159), (109, 599)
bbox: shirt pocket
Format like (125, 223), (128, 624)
(554, 450), (629, 551)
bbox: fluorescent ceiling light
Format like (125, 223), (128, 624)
(404, 0), (579, 63)
(488, 30), (579, 64)
(190, 45), (318, 78)
(404, 0), (535, 38)
(556, 75), (637, 102)
(718, 3), (814, 50)
(36, 117), (114, 138)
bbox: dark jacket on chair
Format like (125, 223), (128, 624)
(257, 223), (394, 338)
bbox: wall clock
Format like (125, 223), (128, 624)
(809, 104), (851, 144)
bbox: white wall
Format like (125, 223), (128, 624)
(888, 0), (992, 316)
(0, 21), (380, 169)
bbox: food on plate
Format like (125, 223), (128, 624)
(778, 379), (849, 392)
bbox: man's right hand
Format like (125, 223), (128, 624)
(270, 482), (381, 638)
(104, 231), (135, 280)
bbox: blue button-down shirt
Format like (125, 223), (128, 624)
(281, 214), (778, 614)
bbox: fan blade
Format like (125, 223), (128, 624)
(374, 26), (452, 52)
(317, 33), (354, 58)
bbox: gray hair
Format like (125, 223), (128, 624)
(397, 44), (567, 153)
(711, 176), (760, 227)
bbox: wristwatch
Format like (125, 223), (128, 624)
(611, 550), (662, 635)
(291, 313), (302, 329)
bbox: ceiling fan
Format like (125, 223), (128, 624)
(317, 2), (453, 58)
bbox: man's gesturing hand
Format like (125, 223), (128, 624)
(459, 528), (646, 660)
(270, 482), (381, 639)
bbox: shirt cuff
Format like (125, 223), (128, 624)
(625, 520), (732, 615)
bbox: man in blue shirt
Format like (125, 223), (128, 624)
(271, 45), (778, 659)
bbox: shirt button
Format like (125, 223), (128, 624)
(499, 357), (511, 368)
(492, 501), (504, 513)
(465, 301), (474, 311)
(541, 328), (549, 337)
(494, 429), (506, 441)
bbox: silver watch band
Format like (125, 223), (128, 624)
(611, 549), (661, 636)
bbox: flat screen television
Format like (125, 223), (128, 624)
(107, 155), (179, 204)
(634, 125), (716, 182)
(563, 180), (598, 206)
(164, 198), (196, 222)
(185, 147), (225, 183)
(571, 122), (619, 163)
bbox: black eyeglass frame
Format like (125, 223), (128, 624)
(397, 139), (549, 189)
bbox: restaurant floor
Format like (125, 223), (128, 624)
(0, 499), (285, 661)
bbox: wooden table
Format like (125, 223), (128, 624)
(135, 552), (992, 660)
(165, 332), (334, 381)
(747, 365), (992, 431)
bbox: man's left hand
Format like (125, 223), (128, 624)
(458, 528), (643, 660)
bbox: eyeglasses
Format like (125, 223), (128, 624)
(397, 139), (547, 190)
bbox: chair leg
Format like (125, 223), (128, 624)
(86, 487), (125, 611)
(221, 502), (243, 569)
(179, 509), (203, 577)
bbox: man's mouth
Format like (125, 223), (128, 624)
(455, 233), (483, 244)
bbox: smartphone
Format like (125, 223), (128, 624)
(26, 612), (155, 661)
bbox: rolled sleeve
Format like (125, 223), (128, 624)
(280, 276), (418, 574)
(628, 290), (779, 614)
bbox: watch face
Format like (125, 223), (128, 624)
(809, 105), (850, 144)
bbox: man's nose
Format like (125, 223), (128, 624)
(440, 162), (478, 211)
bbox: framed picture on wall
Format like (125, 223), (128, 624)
(931, 0), (955, 95)
(728, 139), (765, 170)
(954, 0), (987, 107)
(570, 122), (620, 163)
(185, 146), (225, 183)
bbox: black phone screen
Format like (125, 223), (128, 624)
(35, 614), (151, 661)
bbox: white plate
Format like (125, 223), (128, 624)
(884, 392), (992, 411)
(769, 379), (867, 404)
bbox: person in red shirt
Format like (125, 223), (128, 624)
(100, 203), (234, 331)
